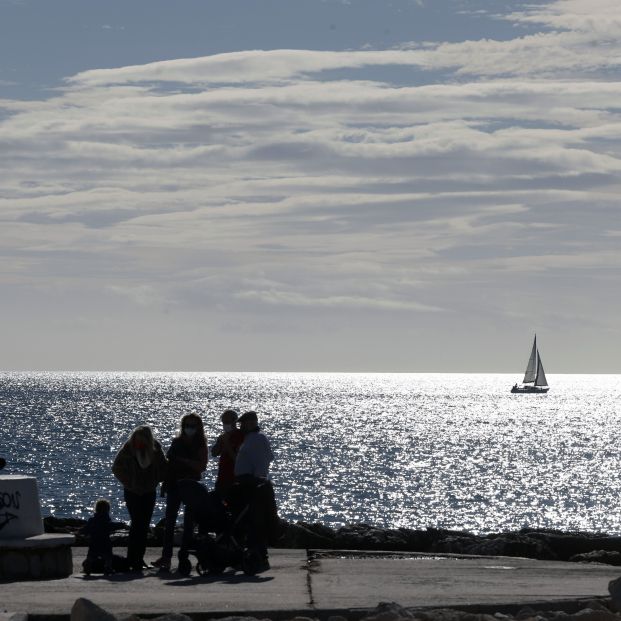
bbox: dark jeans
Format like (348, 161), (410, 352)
(124, 488), (156, 569)
(162, 482), (195, 560)
(231, 477), (278, 559)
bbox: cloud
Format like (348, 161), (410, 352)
(0, 0), (620, 346)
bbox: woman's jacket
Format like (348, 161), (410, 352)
(112, 441), (168, 495)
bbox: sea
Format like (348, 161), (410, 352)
(1, 372), (621, 534)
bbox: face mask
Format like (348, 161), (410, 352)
(184, 426), (197, 437)
(223, 424), (233, 432)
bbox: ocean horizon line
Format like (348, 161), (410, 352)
(1, 369), (621, 376)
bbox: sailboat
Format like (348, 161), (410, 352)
(511, 335), (549, 393)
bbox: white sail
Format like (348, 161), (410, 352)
(534, 353), (548, 387)
(522, 335), (537, 384)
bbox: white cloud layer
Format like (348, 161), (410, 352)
(1, 0), (620, 370)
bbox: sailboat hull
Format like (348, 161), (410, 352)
(511, 386), (549, 394)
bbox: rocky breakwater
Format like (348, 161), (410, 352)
(277, 523), (621, 565)
(44, 516), (621, 566)
(68, 597), (621, 621)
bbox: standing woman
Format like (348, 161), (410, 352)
(112, 425), (167, 572)
(153, 412), (208, 571)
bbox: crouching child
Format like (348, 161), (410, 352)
(82, 499), (115, 575)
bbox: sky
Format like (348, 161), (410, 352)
(1, 0), (620, 373)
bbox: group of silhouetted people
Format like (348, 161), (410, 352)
(82, 409), (274, 575)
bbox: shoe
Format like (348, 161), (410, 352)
(151, 556), (171, 572)
(254, 558), (270, 574)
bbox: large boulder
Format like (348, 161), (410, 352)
(70, 598), (116, 621)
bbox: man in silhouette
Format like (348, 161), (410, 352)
(233, 411), (276, 573)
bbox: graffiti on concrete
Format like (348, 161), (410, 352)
(0, 489), (21, 532)
(0, 512), (18, 532)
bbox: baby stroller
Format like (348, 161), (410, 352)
(176, 478), (275, 576)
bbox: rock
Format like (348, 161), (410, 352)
(335, 525), (412, 551)
(277, 522), (335, 549)
(412, 610), (469, 621)
(298, 521), (337, 540)
(570, 551), (621, 566)
(151, 615), (193, 621)
(44, 516), (86, 532)
(460, 534), (556, 560)
(516, 607), (538, 620)
(570, 609), (617, 621)
(212, 617), (261, 621)
(461, 614), (499, 621)
(70, 598), (117, 621)
(580, 601), (613, 612)
(361, 602), (414, 621)
(327, 616), (348, 621)
(522, 530), (621, 562)
(431, 535), (480, 555)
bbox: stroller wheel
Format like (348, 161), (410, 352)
(178, 557), (192, 576)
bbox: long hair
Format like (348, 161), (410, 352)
(177, 412), (207, 449)
(129, 425), (156, 467)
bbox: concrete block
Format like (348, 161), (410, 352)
(27, 551), (42, 579)
(41, 548), (58, 578)
(1, 551), (28, 579)
(58, 546), (74, 576)
(0, 475), (44, 538)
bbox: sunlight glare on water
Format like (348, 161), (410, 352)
(1, 372), (621, 533)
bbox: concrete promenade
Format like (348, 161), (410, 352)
(1, 548), (620, 619)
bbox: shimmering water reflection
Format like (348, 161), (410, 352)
(2, 372), (621, 533)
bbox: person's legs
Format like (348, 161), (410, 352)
(125, 489), (156, 570)
(180, 502), (194, 552)
(124, 489), (140, 569)
(159, 485), (182, 563)
(238, 480), (269, 562)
